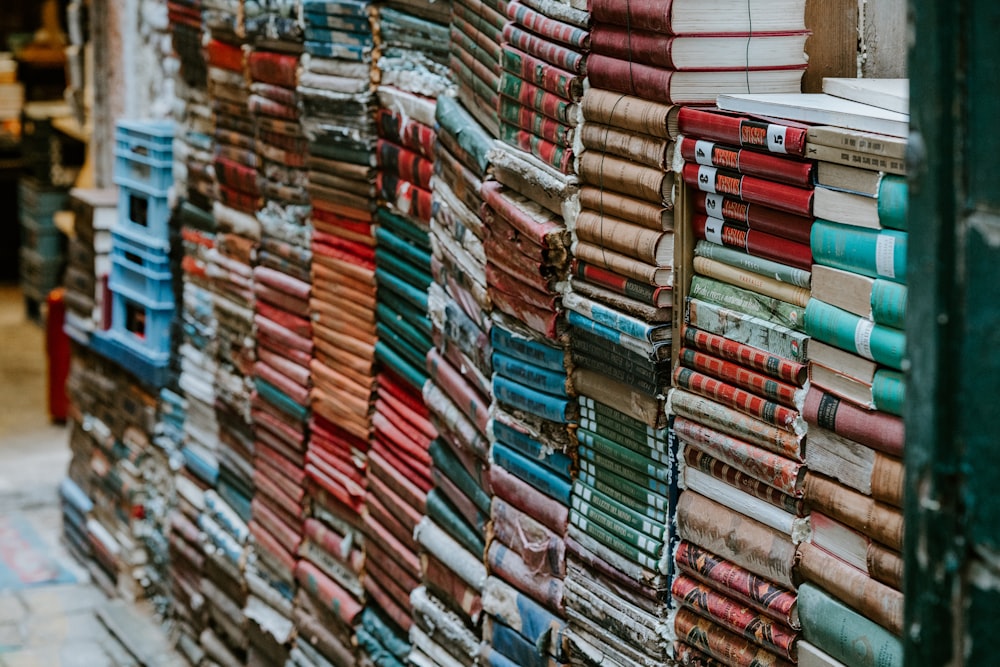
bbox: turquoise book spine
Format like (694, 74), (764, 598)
(877, 175), (907, 231)
(873, 369), (906, 417)
(811, 220), (908, 284)
(870, 279), (907, 330)
(805, 298), (906, 371)
(799, 583), (903, 667)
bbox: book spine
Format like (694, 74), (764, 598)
(674, 608), (795, 667)
(684, 163), (814, 217)
(693, 214), (813, 271)
(574, 210), (668, 267)
(678, 107), (809, 157)
(506, 0), (588, 50)
(672, 575), (799, 659)
(587, 55), (675, 105)
(679, 348), (802, 409)
(576, 462), (670, 515)
(805, 473), (903, 551)
(580, 123), (670, 169)
(682, 137), (813, 187)
(668, 389), (804, 461)
(564, 292), (660, 342)
(490, 324), (566, 372)
(674, 368), (802, 432)
(492, 420), (573, 481)
(578, 152), (670, 205)
(685, 447), (803, 515)
(571, 350), (664, 397)
(493, 352), (570, 399)
(573, 480), (668, 542)
(499, 98), (574, 148)
(804, 299), (905, 371)
(870, 279), (907, 330)
(489, 464), (569, 536)
(578, 445), (669, 496)
(810, 220), (908, 283)
(577, 413), (670, 462)
(577, 427), (671, 478)
(570, 496), (666, 561)
(499, 73), (575, 125)
(797, 583), (903, 667)
(574, 260), (660, 305)
(590, 25), (677, 69)
(498, 122), (575, 173)
(803, 388), (904, 457)
(674, 417), (804, 497)
(675, 540), (799, 628)
(569, 508), (667, 571)
(493, 375), (572, 424)
(872, 369), (905, 417)
(567, 310), (656, 359)
(696, 192), (814, 245)
(482, 577), (566, 651)
(573, 367), (665, 429)
(680, 325), (806, 385)
(690, 275), (807, 332)
(502, 23), (585, 73)
(686, 298), (809, 364)
(492, 442), (573, 506)
(491, 498), (565, 578)
(580, 89), (674, 140)
(501, 48), (580, 101)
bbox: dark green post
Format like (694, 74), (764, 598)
(906, 0), (1000, 663)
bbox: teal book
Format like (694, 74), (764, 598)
(375, 247), (432, 293)
(493, 375), (573, 424)
(376, 207), (431, 252)
(435, 95), (492, 176)
(491, 324), (566, 372)
(426, 489), (485, 556)
(374, 339), (427, 391)
(799, 583), (902, 667)
(873, 368), (905, 416)
(876, 175), (907, 231)
(376, 268), (430, 315)
(493, 352), (570, 398)
(376, 226), (433, 274)
(493, 419), (574, 481)
(492, 442), (573, 506)
(805, 298), (905, 371)
(429, 439), (492, 517)
(685, 297), (810, 363)
(566, 310), (658, 360)
(375, 302), (432, 355)
(871, 279), (907, 329)
(564, 292), (671, 344)
(811, 220), (908, 284)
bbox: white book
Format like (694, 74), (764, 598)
(822, 78), (909, 115)
(717, 93), (909, 138)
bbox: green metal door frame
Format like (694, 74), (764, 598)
(906, 1), (1000, 663)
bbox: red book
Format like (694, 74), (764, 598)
(802, 387), (904, 458)
(206, 39), (243, 72)
(573, 260), (671, 308)
(680, 137), (813, 187)
(692, 214), (813, 271)
(683, 163), (813, 217)
(678, 107), (809, 157)
(591, 0), (808, 35)
(693, 192), (813, 245)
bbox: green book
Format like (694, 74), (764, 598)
(811, 220), (907, 284)
(576, 464), (669, 517)
(690, 275), (807, 332)
(873, 368), (906, 416)
(686, 297), (810, 362)
(435, 94), (492, 175)
(577, 427), (671, 474)
(799, 583), (902, 667)
(805, 298), (905, 371)
(695, 240), (812, 289)
(569, 507), (668, 572)
(870, 279), (907, 329)
(877, 174), (907, 231)
(376, 207), (431, 252)
(429, 439), (491, 516)
(425, 490), (484, 556)
(572, 480), (668, 542)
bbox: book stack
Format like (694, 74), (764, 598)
(449, 0), (507, 137)
(62, 188), (117, 342)
(169, 0), (208, 92)
(243, 20), (311, 664)
(294, 4), (380, 667)
(798, 93), (908, 667)
(409, 95), (494, 667)
(671, 103), (817, 665)
(364, 3), (449, 652)
(480, 311), (575, 667)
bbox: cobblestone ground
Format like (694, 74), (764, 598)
(0, 286), (181, 667)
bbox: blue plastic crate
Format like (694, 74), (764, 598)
(116, 182), (171, 248)
(109, 231), (173, 306)
(114, 148), (173, 194)
(115, 120), (174, 161)
(89, 329), (170, 388)
(108, 287), (174, 362)
(20, 215), (66, 257)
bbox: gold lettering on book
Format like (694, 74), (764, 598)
(741, 122), (769, 147)
(712, 146), (740, 170)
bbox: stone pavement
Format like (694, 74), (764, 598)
(0, 286), (182, 667)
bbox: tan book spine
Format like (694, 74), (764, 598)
(581, 123), (672, 169)
(573, 241), (670, 286)
(870, 454), (904, 509)
(578, 152), (671, 204)
(579, 186), (672, 231)
(805, 473), (903, 551)
(804, 142), (906, 176)
(676, 492), (797, 589)
(571, 367), (664, 429)
(581, 89), (678, 139)
(797, 541), (903, 636)
(575, 210), (671, 267)
(694, 256), (811, 308)
(868, 542), (903, 590)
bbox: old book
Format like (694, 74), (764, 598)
(797, 583), (902, 666)
(579, 186), (673, 231)
(678, 347), (804, 410)
(813, 182), (907, 231)
(683, 163), (814, 217)
(807, 425), (903, 508)
(694, 192), (814, 245)
(591, 0), (807, 33)
(592, 28), (808, 71)
(694, 258), (811, 310)
(692, 214), (813, 271)
(573, 367), (666, 429)
(581, 88), (680, 139)
(811, 265), (907, 330)
(806, 126), (907, 161)
(680, 136), (814, 187)
(574, 241), (673, 287)
(563, 292), (672, 344)
(718, 93), (909, 138)
(579, 152), (672, 204)
(573, 261), (672, 309)
(679, 325), (807, 385)
(686, 297), (810, 364)
(575, 209), (674, 266)
(674, 608), (795, 667)
(798, 542), (903, 637)
(685, 447), (803, 515)
(808, 357), (905, 416)
(805, 472), (902, 551)
(804, 299), (905, 371)
(809, 512), (902, 590)
(805, 142), (906, 176)
(684, 467), (807, 541)
(581, 123), (673, 169)
(678, 106), (809, 157)
(802, 387), (904, 458)
(822, 78), (908, 115)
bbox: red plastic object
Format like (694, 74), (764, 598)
(46, 288), (70, 423)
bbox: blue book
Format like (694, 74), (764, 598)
(376, 266), (430, 314)
(376, 226), (433, 275)
(182, 446), (219, 486)
(375, 323), (429, 386)
(564, 292), (670, 344)
(376, 286), (433, 339)
(355, 627), (408, 667)
(304, 41), (369, 61)
(487, 619), (552, 667)
(492, 442), (572, 506)
(376, 207), (431, 252)
(59, 477), (94, 514)
(304, 12), (371, 33)
(302, 0), (371, 18)
(375, 302), (433, 356)
(491, 324), (566, 372)
(493, 420), (573, 481)
(360, 607), (411, 661)
(429, 439), (492, 516)
(375, 340), (427, 391)
(486, 582), (568, 659)
(304, 26), (375, 47)
(566, 309), (659, 360)
(493, 352), (569, 398)
(493, 375), (573, 424)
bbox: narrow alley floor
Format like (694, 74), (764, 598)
(0, 285), (180, 667)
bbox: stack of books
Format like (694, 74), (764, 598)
(368, 4), (449, 654)
(62, 188), (117, 341)
(295, 3), (379, 666)
(168, 0), (208, 91)
(243, 15), (311, 663)
(670, 101), (814, 663)
(449, 0), (507, 137)
(410, 95), (494, 667)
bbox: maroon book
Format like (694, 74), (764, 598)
(682, 163), (813, 216)
(679, 107), (809, 157)
(680, 137), (814, 187)
(692, 214), (813, 271)
(693, 192), (813, 245)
